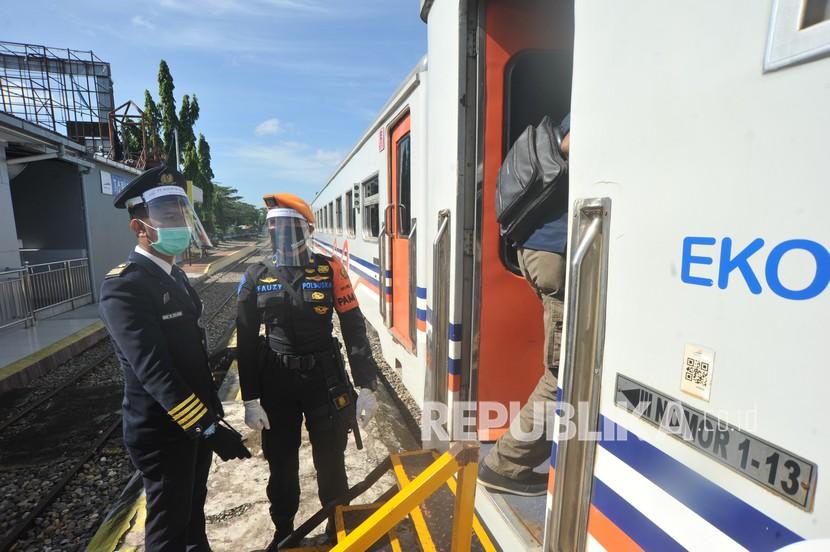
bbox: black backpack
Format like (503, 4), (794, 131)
(495, 115), (568, 245)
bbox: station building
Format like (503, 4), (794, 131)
(0, 112), (140, 321)
(0, 42), (194, 331)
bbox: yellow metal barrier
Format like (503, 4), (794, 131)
(330, 442), (479, 552)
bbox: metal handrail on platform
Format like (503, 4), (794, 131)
(0, 257), (93, 330)
(0, 267), (34, 330)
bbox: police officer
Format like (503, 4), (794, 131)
(100, 165), (250, 552)
(236, 193), (379, 549)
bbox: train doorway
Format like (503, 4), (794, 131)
(474, 0), (574, 437)
(388, 114), (415, 352)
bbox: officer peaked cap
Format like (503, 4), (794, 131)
(114, 164), (187, 209)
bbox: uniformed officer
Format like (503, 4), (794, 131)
(236, 193), (379, 549)
(100, 165), (251, 552)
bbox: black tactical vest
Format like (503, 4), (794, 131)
(254, 254), (337, 355)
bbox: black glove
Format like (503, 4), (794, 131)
(205, 422), (252, 461)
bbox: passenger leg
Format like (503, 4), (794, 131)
(480, 247), (565, 494)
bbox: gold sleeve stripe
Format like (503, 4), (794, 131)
(178, 401), (207, 427)
(168, 393), (197, 417)
(172, 399), (205, 422)
(180, 406), (208, 430)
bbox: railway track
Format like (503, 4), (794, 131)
(0, 242), (266, 552)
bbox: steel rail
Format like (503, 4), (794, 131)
(0, 416), (123, 552)
(0, 354), (110, 433)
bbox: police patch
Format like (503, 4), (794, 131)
(314, 306), (329, 315)
(302, 281), (333, 290)
(259, 276), (278, 284)
(311, 291), (325, 300)
(317, 264), (330, 274)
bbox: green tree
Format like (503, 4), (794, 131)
(212, 184), (261, 237)
(196, 134), (215, 233)
(142, 89), (162, 155)
(178, 94), (200, 154)
(157, 60), (178, 166)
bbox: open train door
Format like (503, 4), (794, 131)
(473, 0), (573, 440)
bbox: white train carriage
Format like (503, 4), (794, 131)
(313, 0), (830, 549)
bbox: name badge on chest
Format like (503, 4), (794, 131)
(162, 311), (184, 321)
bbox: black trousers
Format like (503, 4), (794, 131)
(260, 363), (349, 532)
(127, 437), (213, 552)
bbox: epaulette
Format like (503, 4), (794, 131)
(105, 262), (132, 279)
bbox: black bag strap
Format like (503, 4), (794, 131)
(264, 265), (304, 305)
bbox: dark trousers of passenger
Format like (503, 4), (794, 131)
(126, 437), (213, 552)
(260, 360), (349, 537)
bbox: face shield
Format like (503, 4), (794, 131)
(267, 208), (311, 267)
(127, 185), (212, 256)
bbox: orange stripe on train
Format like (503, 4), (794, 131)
(546, 466), (643, 551)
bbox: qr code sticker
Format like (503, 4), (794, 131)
(684, 357), (710, 386)
(681, 344), (715, 400)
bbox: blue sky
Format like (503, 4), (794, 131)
(0, 0), (426, 205)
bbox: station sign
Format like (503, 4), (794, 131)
(615, 374), (817, 510)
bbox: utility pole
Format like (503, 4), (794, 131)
(174, 128), (181, 171)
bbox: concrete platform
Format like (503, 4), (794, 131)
(0, 303), (105, 392)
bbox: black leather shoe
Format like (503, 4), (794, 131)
(477, 463), (547, 496)
(265, 518), (295, 552)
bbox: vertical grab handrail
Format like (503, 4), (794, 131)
(545, 197), (611, 552)
(426, 210), (451, 441)
(407, 218), (417, 347)
(378, 221), (391, 327)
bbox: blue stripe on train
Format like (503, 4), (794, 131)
(313, 238), (383, 291)
(547, 439), (682, 550)
(599, 416), (803, 550)
(449, 323), (462, 342)
(546, 412), (804, 550)
(314, 238), (380, 275)
(593, 478), (684, 551)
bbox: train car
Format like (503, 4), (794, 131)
(313, 0), (830, 549)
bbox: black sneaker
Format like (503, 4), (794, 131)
(477, 463), (548, 497)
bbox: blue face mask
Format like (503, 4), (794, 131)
(150, 226), (191, 256)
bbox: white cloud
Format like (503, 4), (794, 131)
(131, 15), (156, 31)
(156, 0), (332, 17)
(234, 141), (343, 185)
(255, 118), (283, 136)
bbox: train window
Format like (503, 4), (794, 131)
(328, 202), (334, 230)
(803, 0), (830, 28)
(765, 0), (830, 71)
(345, 190), (356, 236)
(499, 49), (573, 274)
(362, 175), (380, 239)
(396, 134), (412, 236)
(335, 197), (343, 233)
